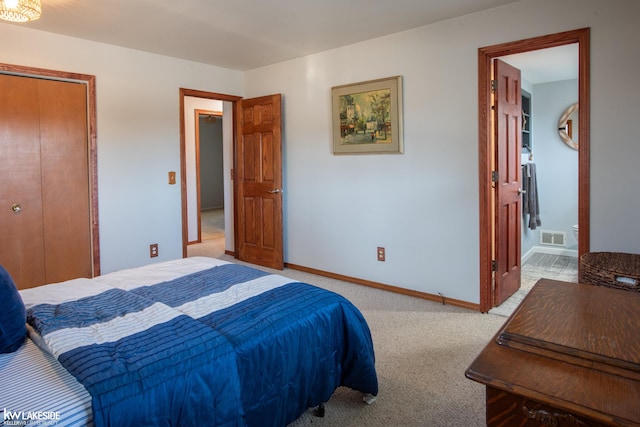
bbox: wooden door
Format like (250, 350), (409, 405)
(235, 94), (284, 269)
(493, 59), (522, 306)
(0, 74), (92, 288)
(0, 75), (46, 287)
(39, 78), (92, 284)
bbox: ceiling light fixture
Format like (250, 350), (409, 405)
(0, 0), (41, 22)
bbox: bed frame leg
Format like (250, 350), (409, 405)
(362, 393), (377, 404)
(313, 403), (325, 417)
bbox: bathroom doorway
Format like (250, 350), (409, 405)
(490, 45), (580, 316)
(477, 28), (591, 313)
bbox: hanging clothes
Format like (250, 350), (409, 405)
(522, 163), (542, 230)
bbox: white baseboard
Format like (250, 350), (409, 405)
(522, 246), (578, 263)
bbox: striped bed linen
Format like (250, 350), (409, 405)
(0, 338), (92, 426)
(3, 257), (378, 427)
(1, 258), (230, 427)
(2, 279), (115, 427)
(24, 283), (243, 427)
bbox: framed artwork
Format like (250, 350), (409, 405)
(332, 76), (403, 154)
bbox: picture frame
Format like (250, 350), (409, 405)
(332, 76), (403, 154)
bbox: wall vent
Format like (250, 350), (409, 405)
(540, 230), (566, 247)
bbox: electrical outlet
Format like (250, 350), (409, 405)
(377, 247), (385, 262)
(150, 243), (158, 258)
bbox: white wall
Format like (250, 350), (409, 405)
(244, 0), (640, 303)
(0, 24), (243, 274)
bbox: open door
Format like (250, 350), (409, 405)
(235, 94), (284, 269)
(478, 28), (590, 313)
(493, 59), (522, 306)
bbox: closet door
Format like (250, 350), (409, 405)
(0, 75), (46, 287)
(0, 74), (91, 288)
(39, 78), (92, 284)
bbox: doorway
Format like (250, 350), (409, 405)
(179, 90), (285, 269)
(492, 45), (580, 315)
(194, 110), (225, 256)
(180, 89), (241, 259)
(478, 28), (591, 313)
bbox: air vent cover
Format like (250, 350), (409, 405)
(540, 230), (566, 247)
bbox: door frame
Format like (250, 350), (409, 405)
(0, 63), (100, 277)
(179, 88), (241, 258)
(478, 28), (591, 312)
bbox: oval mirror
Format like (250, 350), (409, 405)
(558, 102), (578, 150)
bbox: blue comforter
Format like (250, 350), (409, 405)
(27, 263), (378, 427)
(27, 288), (244, 427)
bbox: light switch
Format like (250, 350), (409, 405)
(168, 171), (176, 185)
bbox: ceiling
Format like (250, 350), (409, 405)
(12, 0), (522, 71)
(501, 44), (579, 84)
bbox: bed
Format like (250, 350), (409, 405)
(0, 257), (378, 427)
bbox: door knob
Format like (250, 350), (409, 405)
(518, 188), (527, 195)
(268, 189), (282, 194)
(10, 203), (22, 213)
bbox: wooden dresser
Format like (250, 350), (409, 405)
(466, 279), (640, 426)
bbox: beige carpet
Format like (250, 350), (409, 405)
(201, 208), (225, 240)
(187, 238), (226, 258)
(187, 209), (226, 258)
(208, 254), (506, 426)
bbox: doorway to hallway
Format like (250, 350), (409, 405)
(179, 88), (240, 259)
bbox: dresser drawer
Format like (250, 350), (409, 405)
(486, 387), (611, 427)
